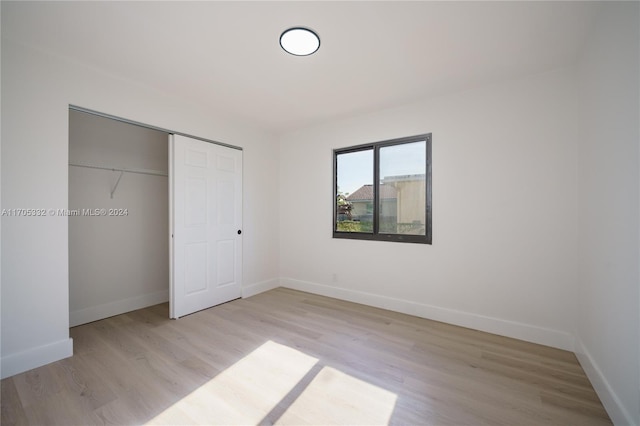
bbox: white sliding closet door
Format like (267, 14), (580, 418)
(169, 134), (242, 319)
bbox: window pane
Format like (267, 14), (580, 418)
(379, 141), (426, 236)
(336, 149), (373, 233)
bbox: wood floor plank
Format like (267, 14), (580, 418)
(11, 363), (63, 408)
(49, 356), (118, 411)
(0, 288), (612, 425)
(20, 383), (103, 426)
(1, 377), (29, 425)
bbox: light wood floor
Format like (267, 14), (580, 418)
(2, 288), (611, 425)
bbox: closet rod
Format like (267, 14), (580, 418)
(69, 162), (168, 177)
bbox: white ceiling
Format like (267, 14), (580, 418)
(3, 1), (600, 133)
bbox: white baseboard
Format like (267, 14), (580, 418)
(69, 289), (169, 327)
(1, 338), (73, 379)
(574, 337), (636, 426)
(242, 278), (280, 298)
(280, 277), (574, 351)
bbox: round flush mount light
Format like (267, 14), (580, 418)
(280, 27), (320, 56)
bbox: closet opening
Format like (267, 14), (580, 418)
(68, 106), (244, 328)
(69, 109), (170, 327)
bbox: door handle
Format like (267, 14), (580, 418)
(237, 230), (242, 235)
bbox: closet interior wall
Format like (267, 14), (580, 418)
(69, 109), (169, 327)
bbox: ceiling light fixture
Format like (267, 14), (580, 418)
(280, 27), (320, 56)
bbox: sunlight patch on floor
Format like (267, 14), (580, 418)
(276, 366), (398, 425)
(145, 340), (318, 425)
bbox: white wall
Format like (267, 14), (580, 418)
(279, 68), (579, 350)
(575, 3), (640, 425)
(0, 2), (3, 379)
(0, 35), (280, 378)
(69, 110), (169, 326)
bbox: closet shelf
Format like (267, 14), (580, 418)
(69, 162), (168, 198)
(69, 162), (168, 177)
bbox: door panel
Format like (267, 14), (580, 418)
(170, 134), (242, 318)
(184, 243), (207, 294)
(186, 177), (207, 225)
(216, 240), (235, 286)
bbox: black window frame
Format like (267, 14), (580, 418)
(333, 133), (432, 244)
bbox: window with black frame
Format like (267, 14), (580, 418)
(333, 134), (432, 244)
